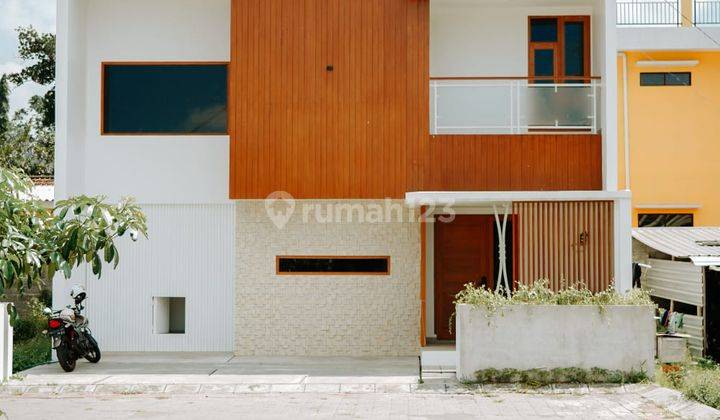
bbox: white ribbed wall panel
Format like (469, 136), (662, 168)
(54, 204), (235, 352)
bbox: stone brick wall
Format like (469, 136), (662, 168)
(235, 200), (421, 356)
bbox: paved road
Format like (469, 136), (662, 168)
(0, 392), (676, 419)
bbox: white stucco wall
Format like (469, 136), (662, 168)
(456, 304), (656, 380)
(56, 0), (231, 204)
(430, 1), (595, 77)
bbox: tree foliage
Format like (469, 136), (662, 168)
(0, 167), (147, 297)
(7, 26), (55, 127)
(0, 75), (9, 134)
(0, 109), (54, 175)
(0, 26), (56, 176)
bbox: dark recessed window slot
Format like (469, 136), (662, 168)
(277, 256), (390, 275)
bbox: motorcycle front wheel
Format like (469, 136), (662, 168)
(56, 344), (76, 372)
(84, 335), (101, 363)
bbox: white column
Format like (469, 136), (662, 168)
(613, 196), (633, 292)
(0, 303), (13, 381)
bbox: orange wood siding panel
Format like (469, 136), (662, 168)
(513, 201), (614, 292)
(230, 0), (428, 199)
(229, 1), (602, 198)
(424, 134), (602, 191)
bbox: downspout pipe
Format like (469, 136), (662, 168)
(618, 52), (631, 191)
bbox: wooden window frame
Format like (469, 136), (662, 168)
(528, 16), (591, 83)
(100, 61), (231, 136)
(275, 256), (391, 276)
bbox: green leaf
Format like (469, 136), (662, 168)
(92, 253), (102, 277)
(60, 261), (72, 279)
(58, 207), (69, 220)
(104, 242), (115, 264)
(112, 247), (119, 269)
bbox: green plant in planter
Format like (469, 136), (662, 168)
(454, 279), (653, 311)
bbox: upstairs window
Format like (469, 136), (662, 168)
(640, 72), (691, 86)
(102, 63), (228, 135)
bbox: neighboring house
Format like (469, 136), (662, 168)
(617, 0), (720, 227)
(632, 227), (720, 361)
(54, 0), (631, 355)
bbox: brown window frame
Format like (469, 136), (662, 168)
(528, 16), (591, 83)
(100, 61), (231, 136)
(276, 256), (391, 276)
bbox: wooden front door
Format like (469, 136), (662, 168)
(434, 215), (495, 340)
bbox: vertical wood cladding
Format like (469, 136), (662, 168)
(424, 134), (603, 191)
(229, 0), (602, 198)
(230, 0), (428, 199)
(514, 201), (614, 292)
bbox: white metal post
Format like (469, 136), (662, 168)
(432, 81), (439, 135)
(494, 204), (511, 295)
(613, 196), (633, 293)
(0, 303), (13, 382)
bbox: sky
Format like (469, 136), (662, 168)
(0, 0), (55, 114)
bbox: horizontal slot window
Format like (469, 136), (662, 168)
(277, 256), (390, 275)
(638, 213), (694, 227)
(102, 63), (228, 134)
(640, 72), (691, 86)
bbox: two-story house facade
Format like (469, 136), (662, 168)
(55, 0), (631, 355)
(617, 0), (720, 227)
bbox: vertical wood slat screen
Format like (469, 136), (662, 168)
(513, 201), (614, 292)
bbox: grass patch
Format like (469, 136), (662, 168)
(13, 335), (51, 372)
(657, 359), (720, 410)
(472, 367), (648, 387)
(11, 297), (52, 373)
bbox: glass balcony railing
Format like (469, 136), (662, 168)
(429, 78), (600, 135)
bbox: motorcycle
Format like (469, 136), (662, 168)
(43, 285), (101, 372)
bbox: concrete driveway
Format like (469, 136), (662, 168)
(12, 352), (422, 393)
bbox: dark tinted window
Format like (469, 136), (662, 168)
(534, 49), (555, 77)
(277, 257), (390, 274)
(103, 64), (228, 134)
(640, 72), (691, 87)
(530, 18), (558, 42)
(666, 72), (691, 86)
(638, 213), (694, 227)
(564, 22), (585, 77)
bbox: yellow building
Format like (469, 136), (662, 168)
(617, 1), (720, 227)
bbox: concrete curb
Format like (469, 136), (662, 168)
(633, 384), (720, 420)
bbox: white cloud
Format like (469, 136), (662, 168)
(0, 0), (56, 36)
(0, 0), (55, 113)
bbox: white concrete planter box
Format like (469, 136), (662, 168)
(456, 304), (656, 381)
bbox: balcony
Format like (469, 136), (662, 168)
(617, 1), (681, 26)
(430, 0), (609, 137)
(616, 0), (720, 50)
(617, 0), (720, 26)
(430, 77), (599, 135)
(695, 0), (720, 25)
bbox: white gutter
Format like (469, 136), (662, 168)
(405, 190), (632, 207)
(619, 52), (631, 191)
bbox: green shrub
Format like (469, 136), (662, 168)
(682, 368), (720, 410)
(12, 318), (39, 341)
(471, 367), (647, 386)
(454, 279), (653, 315)
(12, 298), (48, 343)
(13, 335), (51, 372)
